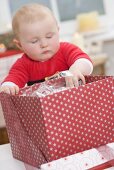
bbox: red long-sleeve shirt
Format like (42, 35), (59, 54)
(3, 42), (92, 88)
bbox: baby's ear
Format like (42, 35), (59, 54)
(13, 39), (23, 50)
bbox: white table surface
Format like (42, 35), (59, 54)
(0, 143), (114, 170)
(0, 144), (39, 170)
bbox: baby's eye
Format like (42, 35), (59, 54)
(31, 39), (38, 44)
(46, 34), (53, 39)
(46, 36), (52, 39)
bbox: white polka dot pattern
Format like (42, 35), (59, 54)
(0, 93), (47, 167)
(0, 75), (114, 167)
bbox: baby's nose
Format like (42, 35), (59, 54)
(40, 39), (48, 48)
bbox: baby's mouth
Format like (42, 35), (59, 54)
(42, 50), (50, 54)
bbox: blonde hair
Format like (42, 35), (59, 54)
(12, 3), (55, 38)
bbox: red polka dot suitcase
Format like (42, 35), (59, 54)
(0, 75), (114, 167)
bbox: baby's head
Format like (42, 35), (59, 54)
(12, 3), (56, 38)
(12, 3), (60, 62)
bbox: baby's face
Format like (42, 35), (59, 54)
(18, 16), (60, 62)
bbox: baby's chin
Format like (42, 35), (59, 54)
(39, 57), (52, 62)
(34, 56), (53, 62)
(28, 55), (51, 62)
(38, 55), (54, 62)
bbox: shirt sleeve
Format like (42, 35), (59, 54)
(70, 58), (93, 75)
(2, 55), (29, 88)
(61, 42), (93, 67)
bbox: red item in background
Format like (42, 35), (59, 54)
(0, 50), (22, 58)
(89, 159), (114, 170)
(0, 75), (114, 167)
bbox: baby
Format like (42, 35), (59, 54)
(0, 3), (93, 95)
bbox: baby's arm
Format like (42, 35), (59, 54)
(0, 82), (19, 95)
(66, 58), (93, 87)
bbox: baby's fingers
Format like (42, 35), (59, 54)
(0, 86), (11, 94)
(65, 76), (74, 87)
(78, 74), (85, 85)
(0, 85), (19, 95)
(9, 86), (19, 95)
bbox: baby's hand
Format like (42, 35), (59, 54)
(0, 85), (19, 95)
(65, 69), (85, 87)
